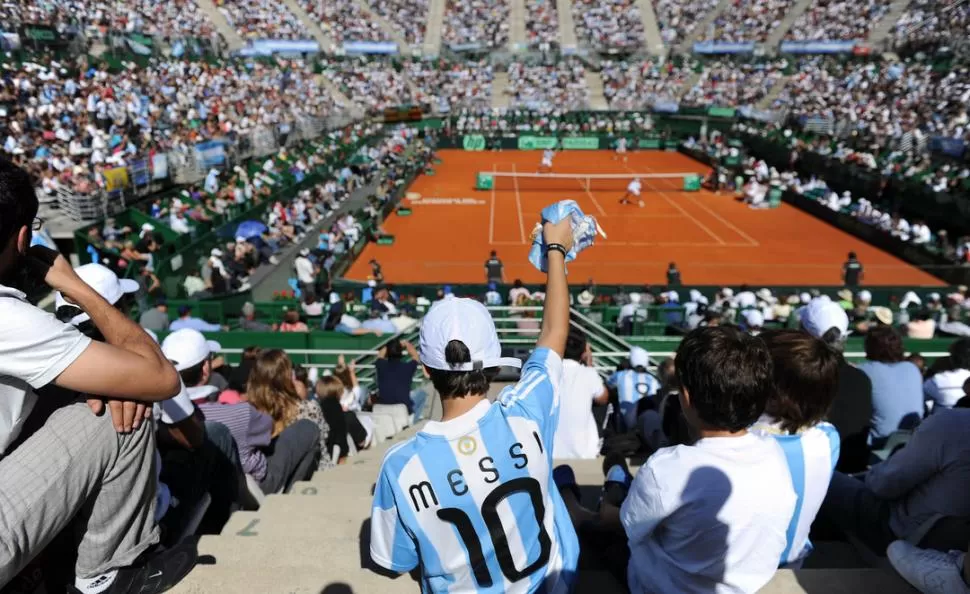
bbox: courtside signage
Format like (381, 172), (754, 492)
(463, 135), (486, 151)
(561, 137), (600, 150)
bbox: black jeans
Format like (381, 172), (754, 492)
(259, 419), (320, 494)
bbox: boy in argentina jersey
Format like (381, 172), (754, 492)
(370, 219), (580, 593)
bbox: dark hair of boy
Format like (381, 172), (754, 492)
(863, 326), (905, 363)
(180, 360), (207, 389)
(950, 338), (970, 370)
(385, 339), (404, 359)
(564, 328), (587, 362)
(426, 340), (500, 400)
(760, 330), (841, 434)
(675, 326), (773, 433)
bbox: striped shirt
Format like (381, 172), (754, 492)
(370, 348), (579, 593)
(750, 415), (840, 566)
(198, 399), (273, 480)
(607, 370), (660, 431)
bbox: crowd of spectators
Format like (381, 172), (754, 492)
(323, 60), (416, 113)
(300, 0), (389, 44)
(404, 60), (494, 113)
(571, 0), (645, 50)
(681, 60), (786, 107)
(505, 60), (590, 111)
(652, 0), (720, 45)
(366, 0), (429, 45)
(450, 108), (656, 136)
(442, 0), (509, 50)
(1, 57), (343, 197)
(216, 0), (312, 40)
(601, 60), (691, 110)
(702, 0), (795, 42)
(893, 0), (970, 52)
(525, 0), (560, 48)
(785, 0), (892, 42)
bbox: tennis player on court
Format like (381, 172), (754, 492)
(619, 177), (644, 207)
(370, 218), (579, 594)
(614, 137), (628, 162)
(538, 148), (555, 173)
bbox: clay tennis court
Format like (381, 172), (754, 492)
(347, 150), (945, 286)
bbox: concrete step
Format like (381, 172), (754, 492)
(491, 72), (512, 110)
(756, 74), (790, 109)
(678, 69), (704, 101)
(353, 0), (410, 49)
(585, 71), (609, 111)
(868, 0), (910, 47)
(761, 0), (814, 51)
(509, 0), (528, 51)
(761, 569), (915, 593)
(422, 0), (446, 56)
(280, 0), (336, 51)
(555, 0), (579, 52)
(636, 0), (666, 56)
(677, 0), (731, 53)
(193, 0), (245, 52)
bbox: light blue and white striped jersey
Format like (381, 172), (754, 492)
(607, 370), (660, 431)
(370, 348), (580, 593)
(750, 415), (840, 566)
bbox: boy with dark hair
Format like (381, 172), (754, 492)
(370, 219), (578, 592)
(553, 328), (609, 459)
(557, 326), (797, 592)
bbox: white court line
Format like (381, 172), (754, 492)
(683, 194), (760, 246)
(623, 164), (725, 245)
(580, 180), (608, 218)
(511, 164), (527, 244)
(488, 163), (496, 244)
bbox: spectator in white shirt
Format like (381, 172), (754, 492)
(553, 330), (609, 459)
(924, 338), (970, 409)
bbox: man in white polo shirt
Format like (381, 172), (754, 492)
(553, 329), (609, 459)
(0, 158), (190, 593)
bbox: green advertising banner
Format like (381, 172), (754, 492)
(20, 25), (59, 44)
(462, 135), (486, 151)
(638, 138), (662, 149)
(708, 107), (737, 118)
(561, 137), (600, 150)
(518, 136), (558, 150)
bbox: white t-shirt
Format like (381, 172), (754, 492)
(553, 359), (605, 459)
(294, 256), (315, 284)
(0, 284), (91, 454)
(621, 433), (796, 594)
(628, 179), (642, 195)
(924, 369), (970, 408)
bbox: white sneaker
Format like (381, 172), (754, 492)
(888, 540), (970, 594)
(638, 200), (644, 208)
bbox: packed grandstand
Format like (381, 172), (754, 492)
(2, 2), (970, 594)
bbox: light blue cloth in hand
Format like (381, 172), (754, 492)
(528, 200), (603, 273)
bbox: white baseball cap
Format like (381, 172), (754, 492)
(56, 263), (140, 326)
(419, 298), (521, 371)
(857, 290), (872, 303)
(141, 223), (155, 231)
(629, 346), (650, 369)
(799, 298), (849, 340)
(161, 329), (222, 371)
(742, 309), (765, 328)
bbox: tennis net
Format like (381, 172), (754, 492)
(475, 171), (703, 192)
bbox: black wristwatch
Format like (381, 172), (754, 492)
(546, 243), (568, 258)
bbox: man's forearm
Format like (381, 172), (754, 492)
(537, 252), (569, 355)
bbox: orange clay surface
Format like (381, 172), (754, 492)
(346, 150), (945, 287)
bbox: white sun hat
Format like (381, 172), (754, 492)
(55, 263), (140, 326)
(419, 298), (522, 371)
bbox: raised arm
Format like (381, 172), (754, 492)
(35, 248), (180, 401)
(536, 219), (574, 357)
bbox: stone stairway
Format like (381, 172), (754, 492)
(867, 0), (909, 48)
(316, 75), (365, 119)
(555, 0), (580, 53)
(756, 74), (790, 109)
(509, 0), (528, 52)
(355, 0), (410, 50)
(422, 0), (446, 56)
(491, 71), (512, 109)
(193, 0), (246, 52)
(635, 0), (666, 56)
(678, 68), (703, 101)
(280, 0), (337, 51)
(676, 0), (732, 53)
(761, 0), (815, 52)
(585, 70), (609, 111)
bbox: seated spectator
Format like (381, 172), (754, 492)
(751, 330), (841, 568)
(924, 338), (970, 409)
(140, 298), (171, 332)
(238, 302), (276, 332)
(857, 326), (925, 448)
(800, 297), (873, 473)
(554, 329), (609, 459)
(301, 292), (325, 317)
(0, 158), (188, 592)
(170, 305), (224, 333)
(557, 326), (796, 591)
(313, 376), (370, 461)
(888, 536), (970, 594)
(607, 346), (660, 432)
(247, 349), (334, 471)
(279, 310), (309, 333)
(907, 309), (938, 339)
(375, 339), (430, 424)
(818, 406), (970, 554)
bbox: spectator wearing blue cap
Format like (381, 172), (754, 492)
(485, 282), (502, 305)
